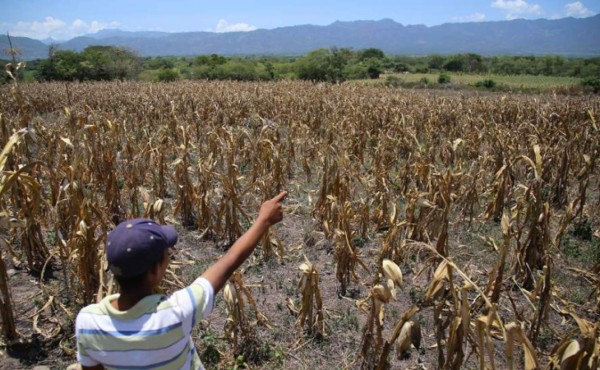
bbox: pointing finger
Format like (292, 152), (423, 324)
(273, 191), (288, 202)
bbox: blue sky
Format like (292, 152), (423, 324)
(2, 0), (598, 40)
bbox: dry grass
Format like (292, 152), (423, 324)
(0, 80), (599, 369)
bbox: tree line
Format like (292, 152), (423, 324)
(3, 45), (600, 85)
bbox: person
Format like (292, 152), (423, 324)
(75, 191), (287, 370)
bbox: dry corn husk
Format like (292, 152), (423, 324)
(396, 321), (414, 357)
(224, 283), (237, 308)
(382, 259), (403, 287)
(546, 312), (599, 370)
(559, 340), (582, 370)
(424, 260), (451, 300)
(386, 278), (396, 300)
(395, 320), (421, 359)
(373, 284), (391, 303)
(504, 322), (539, 370)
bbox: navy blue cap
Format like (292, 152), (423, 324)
(106, 218), (178, 278)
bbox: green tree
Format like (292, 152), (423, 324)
(365, 58), (382, 79)
(295, 49), (332, 81)
(217, 60), (265, 81)
(343, 58), (382, 80)
(359, 48), (385, 61)
(295, 48), (351, 83)
(428, 54), (446, 70)
(80, 46), (140, 80)
(145, 57), (175, 70)
(37, 46), (140, 81)
(194, 54), (227, 67)
(37, 50), (84, 81)
(443, 57), (463, 72)
(157, 68), (180, 82)
(462, 53), (485, 73)
(489, 56), (518, 75)
(79, 46), (113, 80)
(262, 60), (275, 80)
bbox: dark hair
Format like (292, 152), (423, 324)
(114, 252), (167, 292)
(115, 272), (148, 292)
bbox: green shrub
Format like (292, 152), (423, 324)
(475, 79), (497, 89)
(157, 68), (180, 82)
(438, 73), (451, 84)
(419, 77), (430, 85)
(415, 66), (429, 73)
(572, 218), (592, 240)
(200, 333), (221, 365)
(343, 63), (369, 80)
(581, 77), (600, 93)
(561, 237), (582, 260)
(384, 75), (403, 88)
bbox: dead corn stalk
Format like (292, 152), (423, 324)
(297, 257), (325, 337)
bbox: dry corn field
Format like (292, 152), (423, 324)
(0, 80), (599, 369)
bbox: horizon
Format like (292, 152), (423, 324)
(2, 0), (599, 41)
(27, 14), (600, 43)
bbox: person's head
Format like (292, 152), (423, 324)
(106, 218), (178, 293)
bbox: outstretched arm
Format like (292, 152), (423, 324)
(201, 191), (286, 293)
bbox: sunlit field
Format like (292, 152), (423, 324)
(0, 80), (599, 369)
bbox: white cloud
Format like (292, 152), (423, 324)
(492, 0), (542, 19)
(209, 19), (257, 33)
(565, 2), (595, 17)
(452, 13), (487, 23)
(4, 17), (120, 40)
(90, 21), (116, 33)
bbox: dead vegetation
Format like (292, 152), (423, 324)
(0, 78), (599, 369)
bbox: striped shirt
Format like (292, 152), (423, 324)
(75, 277), (214, 369)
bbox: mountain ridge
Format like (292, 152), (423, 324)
(2, 16), (599, 60)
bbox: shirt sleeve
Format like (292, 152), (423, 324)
(193, 277), (215, 319)
(171, 277), (215, 333)
(75, 314), (101, 367)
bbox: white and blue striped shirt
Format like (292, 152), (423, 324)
(75, 277), (214, 369)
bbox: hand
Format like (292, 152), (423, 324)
(257, 191), (287, 227)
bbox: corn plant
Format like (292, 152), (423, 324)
(172, 126), (197, 227)
(546, 312), (599, 370)
(510, 146), (551, 289)
(297, 258), (325, 337)
(215, 130), (252, 243)
(0, 128), (39, 340)
(223, 272), (270, 363)
(358, 259), (403, 369)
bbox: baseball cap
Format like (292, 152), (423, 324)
(106, 218), (178, 278)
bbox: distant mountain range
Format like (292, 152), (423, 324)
(2, 16), (600, 60)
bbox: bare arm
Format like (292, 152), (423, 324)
(201, 191), (286, 293)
